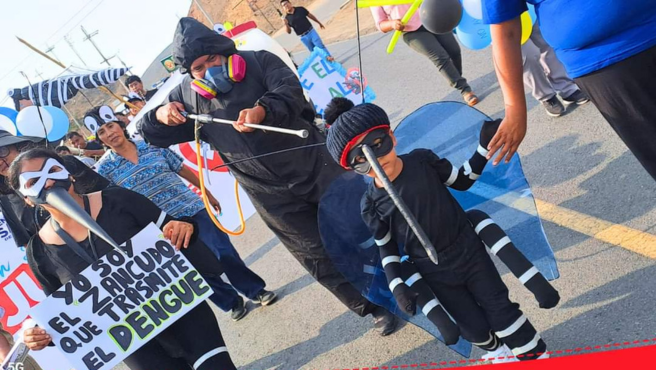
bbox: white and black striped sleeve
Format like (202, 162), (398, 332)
(361, 196), (417, 315)
(427, 119), (502, 191)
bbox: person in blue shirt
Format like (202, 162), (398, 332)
(89, 107), (277, 321)
(481, 0), (656, 182)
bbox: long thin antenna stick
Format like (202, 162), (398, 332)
(355, 0), (365, 103)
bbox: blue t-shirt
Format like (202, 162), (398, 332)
(95, 141), (205, 218)
(482, 0), (656, 78)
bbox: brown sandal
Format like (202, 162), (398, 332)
(463, 91), (479, 107)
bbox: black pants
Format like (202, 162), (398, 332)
(414, 228), (545, 357)
(244, 157), (377, 317)
(124, 302), (236, 370)
(179, 237), (237, 312)
(575, 45), (656, 181)
(402, 26), (471, 94)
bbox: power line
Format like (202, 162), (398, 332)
(0, 0), (106, 85)
(45, 0), (100, 44)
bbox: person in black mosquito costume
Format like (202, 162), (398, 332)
(0, 130), (109, 247)
(324, 98), (560, 361)
(10, 148), (237, 370)
(139, 17), (398, 335)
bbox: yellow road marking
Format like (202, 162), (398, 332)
(473, 183), (656, 259)
(535, 199), (656, 259)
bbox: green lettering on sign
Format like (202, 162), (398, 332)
(329, 88), (344, 98)
(312, 62), (327, 79)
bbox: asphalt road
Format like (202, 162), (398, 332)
(115, 31), (656, 370)
(205, 33), (656, 370)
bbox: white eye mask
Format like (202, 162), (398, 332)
(19, 158), (71, 198)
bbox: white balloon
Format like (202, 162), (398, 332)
(0, 115), (17, 136)
(462, 0), (483, 19)
(16, 106), (53, 138)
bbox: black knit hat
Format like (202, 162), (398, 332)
(325, 102), (390, 168)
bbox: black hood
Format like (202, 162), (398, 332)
(173, 17), (238, 74)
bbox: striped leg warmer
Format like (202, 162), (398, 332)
(400, 258), (461, 345)
(466, 209), (560, 309)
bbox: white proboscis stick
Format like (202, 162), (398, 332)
(362, 144), (439, 265)
(186, 113), (310, 138)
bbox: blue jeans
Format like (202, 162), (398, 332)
(193, 211), (266, 312)
(300, 28), (331, 55)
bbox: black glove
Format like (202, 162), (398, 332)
(479, 118), (503, 149)
(393, 284), (419, 316)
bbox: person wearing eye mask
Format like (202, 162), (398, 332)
(324, 98), (558, 362)
(140, 17), (399, 336)
(9, 148), (237, 370)
(0, 130), (109, 247)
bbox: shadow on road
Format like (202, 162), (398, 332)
(244, 236), (281, 267)
(561, 151), (656, 225)
(522, 134), (606, 188)
(239, 311), (371, 370)
(542, 264), (656, 350)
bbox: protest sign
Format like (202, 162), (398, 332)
(297, 47), (376, 117)
(0, 212), (74, 370)
(29, 223), (213, 370)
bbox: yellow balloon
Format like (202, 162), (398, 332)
(520, 11), (532, 45)
(386, 0), (423, 54)
(357, 0), (414, 8)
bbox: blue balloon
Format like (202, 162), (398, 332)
(455, 10), (491, 50)
(0, 107), (18, 123)
(455, 27), (491, 50)
(43, 106), (71, 141)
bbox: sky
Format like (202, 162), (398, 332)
(0, 0), (194, 108)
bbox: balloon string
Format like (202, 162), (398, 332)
(209, 143), (326, 171)
(19, 72), (50, 147)
(355, 0), (365, 103)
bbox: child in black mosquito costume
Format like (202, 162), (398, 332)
(324, 98), (560, 361)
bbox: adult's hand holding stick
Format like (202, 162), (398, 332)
(185, 113), (309, 138)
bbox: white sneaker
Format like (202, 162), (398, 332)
(482, 345), (518, 364)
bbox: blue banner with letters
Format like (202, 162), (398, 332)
(297, 47), (376, 117)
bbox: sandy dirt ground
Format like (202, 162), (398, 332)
(189, 0), (314, 35)
(289, 1), (378, 53)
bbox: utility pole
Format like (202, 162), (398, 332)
(114, 53), (130, 72)
(81, 26), (112, 66)
(35, 70), (45, 80)
(248, 1), (276, 34)
(44, 44), (62, 64)
(64, 34), (88, 66)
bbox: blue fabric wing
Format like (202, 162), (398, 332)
(318, 102), (558, 358)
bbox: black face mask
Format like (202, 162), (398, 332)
(346, 129), (394, 175)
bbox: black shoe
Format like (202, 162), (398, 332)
(562, 90), (590, 105)
(541, 96), (565, 117)
(252, 290), (277, 306)
(372, 307), (397, 336)
(231, 296), (248, 321)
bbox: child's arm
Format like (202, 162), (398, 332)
(362, 197), (418, 315)
(430, 119), (502, 191)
